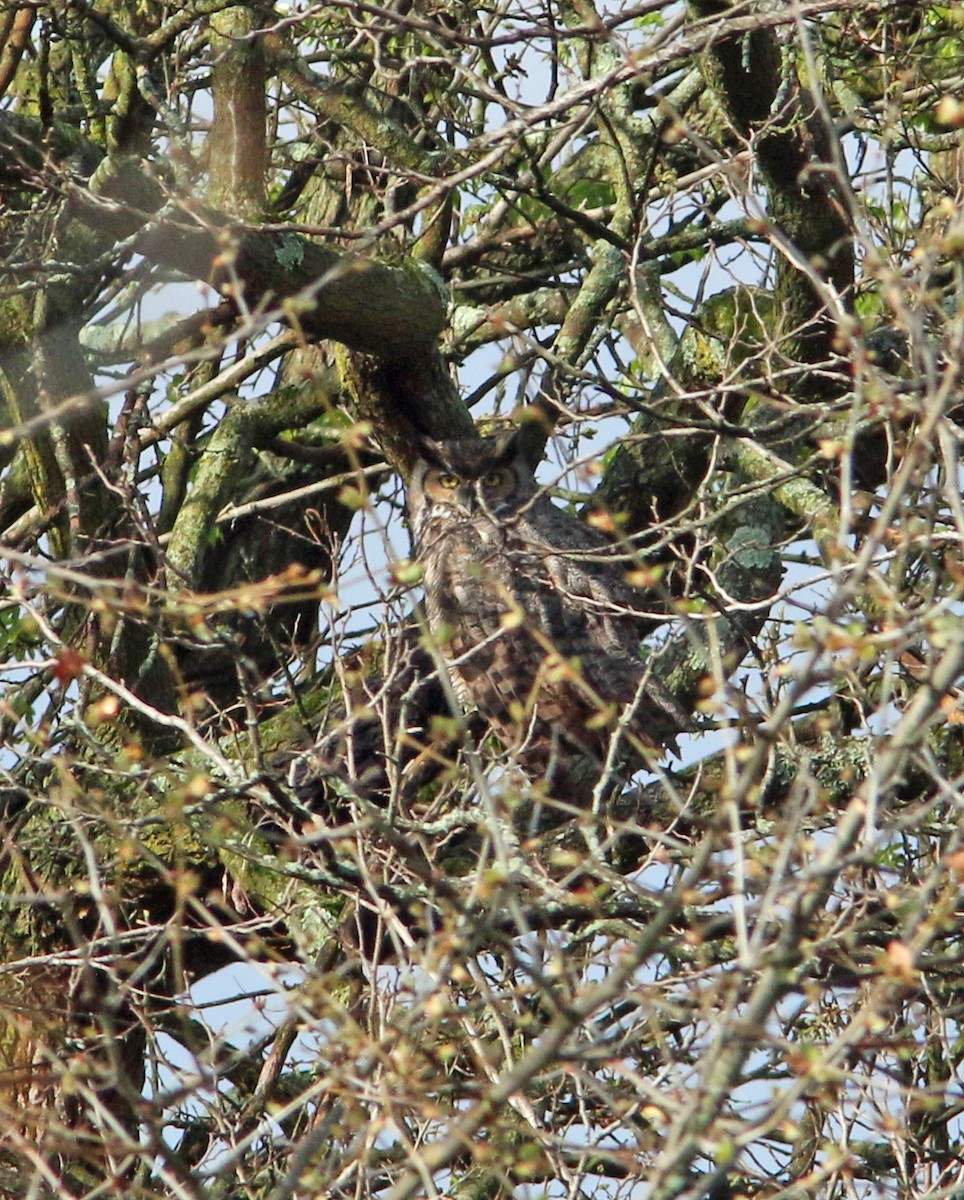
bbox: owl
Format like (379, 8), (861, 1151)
(406, 430), (688, 787)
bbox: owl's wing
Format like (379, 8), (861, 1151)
(509, 499), (691, 747)
(513, 499), (649, 635)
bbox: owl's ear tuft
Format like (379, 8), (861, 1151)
(413, 435), (446, 468)
(502, 423), (544, 473)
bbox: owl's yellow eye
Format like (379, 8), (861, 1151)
(437, 473), (460, 489)
(482, 470), (506, 487)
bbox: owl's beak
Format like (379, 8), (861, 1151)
(459, 486), (478, 514)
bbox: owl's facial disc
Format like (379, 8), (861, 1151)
(422, 462), (518, 517)
(425, 469), (476, 514)
(476, 468), (515, 514)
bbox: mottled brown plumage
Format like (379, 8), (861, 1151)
(406, 432), (687, 784)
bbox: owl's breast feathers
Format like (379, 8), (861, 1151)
(416, 509), (687, 760)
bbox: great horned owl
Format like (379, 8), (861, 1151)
(406, 430), (688, 785)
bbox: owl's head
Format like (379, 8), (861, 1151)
(407, 430), (539, 523)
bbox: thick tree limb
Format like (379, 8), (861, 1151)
(72, 158), (448, 361)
